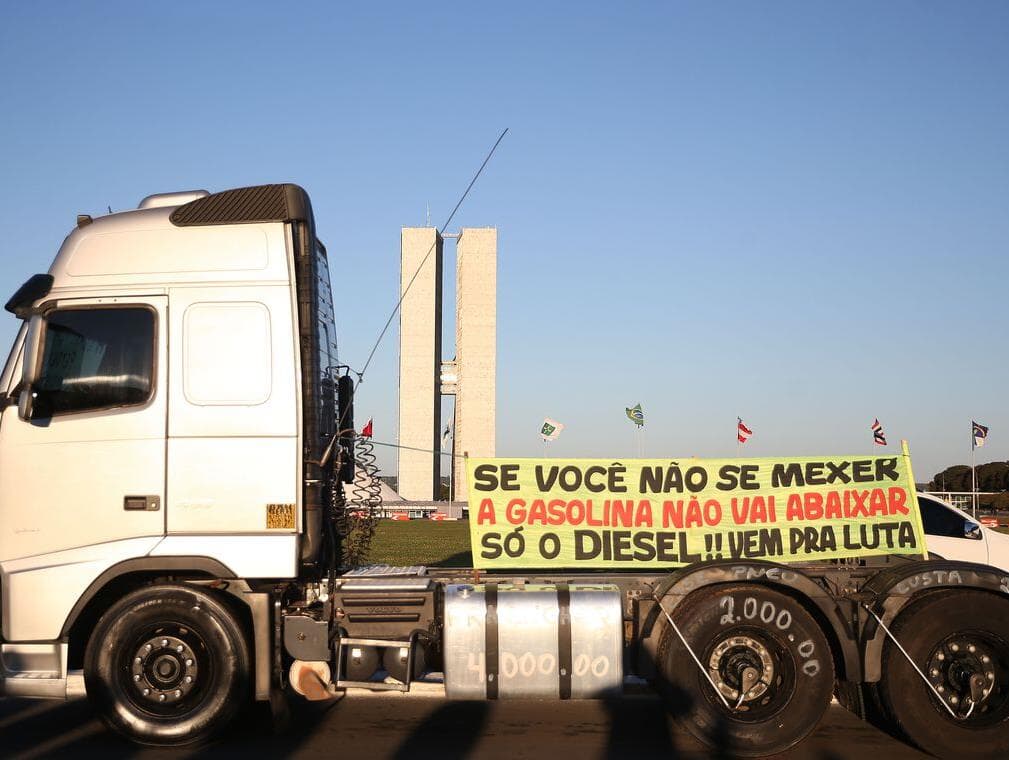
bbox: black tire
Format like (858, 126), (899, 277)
(84, 583), (250, 746)
(876, 590), (1009, 760)
(656, 584), (835, 757)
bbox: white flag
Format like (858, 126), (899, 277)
(540, 417), (565, 442)
(442, 422), (453, 449)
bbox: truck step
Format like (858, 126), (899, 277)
(0, 671), (85, 699)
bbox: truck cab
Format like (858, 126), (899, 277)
(0, 184), (339, 709)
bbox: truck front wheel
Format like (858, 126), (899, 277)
(83, 583), (250, 746)
(655, 584), (834, 757)
(874, 590), (1009, 760)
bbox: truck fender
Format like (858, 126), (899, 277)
(859, 559), (1009, 682)
(59, 555), (237, 638)
(59, 555), (275, 701)
(638, 559), (861, 681)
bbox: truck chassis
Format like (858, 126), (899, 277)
(21, 552), (1003, 758)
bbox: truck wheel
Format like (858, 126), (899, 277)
(83, 583), (250, 746)
(875, 590), (1009, 760)
(656, 584), (834, 757)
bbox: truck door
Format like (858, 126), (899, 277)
(0, 296), (167, 562)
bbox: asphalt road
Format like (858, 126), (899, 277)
(0, 693), (928, 760)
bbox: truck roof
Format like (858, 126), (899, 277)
(43, 184), (314, 295)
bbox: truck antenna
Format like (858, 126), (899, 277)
(356, 127), (509, 383)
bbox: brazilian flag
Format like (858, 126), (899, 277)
(625, 403), (644, 427)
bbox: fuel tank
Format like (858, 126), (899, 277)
(443, 582), (623, 699)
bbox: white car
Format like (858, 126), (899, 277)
(917, 492), (1009, 572)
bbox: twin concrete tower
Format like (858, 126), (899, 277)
(398, 227), (496, 501)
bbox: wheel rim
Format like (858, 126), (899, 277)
(120, 623), (213, 716)
(702, 627), (794, 720)
(924, 630), (1009, 727)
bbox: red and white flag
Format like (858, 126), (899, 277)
(737, 417), (753, 444)
(361, 418), (373, 438)
(871, 418), (887, 446)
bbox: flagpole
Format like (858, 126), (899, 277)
(971, 423), (977, 518)
(736, 416), (740, 457)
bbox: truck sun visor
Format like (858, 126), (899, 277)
(4, 274), (54, 318)
(169, 183), (312, 227)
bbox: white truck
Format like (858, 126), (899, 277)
(1, 184), (1007, 758)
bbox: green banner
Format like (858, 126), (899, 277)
(466, 445), (926, 569)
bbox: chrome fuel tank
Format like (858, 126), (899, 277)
(443, 583), (623, 699)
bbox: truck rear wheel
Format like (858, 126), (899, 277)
(875, 590), (1009, 760)
(656, 584), (834, 757)
(83, 583), (250, 746)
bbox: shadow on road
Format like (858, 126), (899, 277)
(390, 701), (490, 760)
(600, 691), (679, 759)
(0, 697), (135, 759)
(0, 689), (921, 759)
(0, 693), (335, 759)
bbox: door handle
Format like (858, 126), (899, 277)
(124, 495), (160, 511)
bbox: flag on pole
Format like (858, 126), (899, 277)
(361, 418), (373, 438)
(540, 417), (565, 442)
(625, 404), (645, 427)
(871, 418), (887, 446)
(737, 417), (753, 444)
(442, 422), (452, 449)
(973, 420), (989, 449)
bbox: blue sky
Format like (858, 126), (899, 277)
(1, 2), (1007, 481)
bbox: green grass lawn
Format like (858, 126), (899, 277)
(366, 519), (1009, 567)
(367, 520), (472, 567)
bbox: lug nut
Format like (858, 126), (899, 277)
(133, 674), (141, 682)
(185, 676), (192, 683)
(982, 655), (991, 664)
(176, 645), (183, 653)
(951, 644), (959, 652)
(145, 644), (152, 651)
(938, 653), (945, 661)
(938, 685), (945, 692)
(134, 657), (142, 664)
(143, 689), (150, 696)
(950, 696), (959, 704)
(174, 690), (182, 697)
(161, 639), (168, 647)
(159, 694), (166, 701)
(968, 645), (976, 653)
(931, 669), (939, 676)
(185, 659), (193, 666)
(988, 672), (995, 680)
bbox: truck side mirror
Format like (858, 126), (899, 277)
(17, 315), (45, 421)
(337, 374), (355, 483)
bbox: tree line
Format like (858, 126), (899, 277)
(929, 462), (1009, 511)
